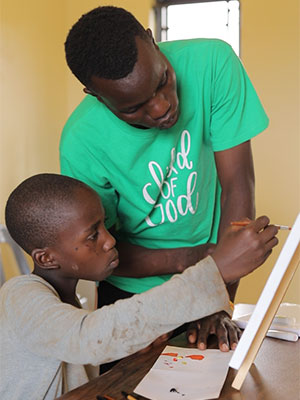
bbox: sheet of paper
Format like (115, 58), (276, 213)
(134, 345), (232, 400)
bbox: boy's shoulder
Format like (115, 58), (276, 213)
(0, 274), (58, 301)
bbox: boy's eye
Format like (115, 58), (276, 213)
(88, 231), (99, 241)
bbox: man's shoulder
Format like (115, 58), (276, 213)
(159, 38), (232, 55)
(60, 95), (111, 152)
(159, 39), (235, 74)
(63, 95), (104, 131)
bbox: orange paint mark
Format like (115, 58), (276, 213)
(161, 352), (178, 357)
(185, 354), (204, 360)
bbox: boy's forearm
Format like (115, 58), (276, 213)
(82, 256), (231, 365)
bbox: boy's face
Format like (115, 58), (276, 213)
(49, 188), (119, 282)
(88, 35), (179, 129)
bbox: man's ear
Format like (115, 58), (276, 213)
(31, 248), (60, 270)
(83, 87), (97, 96)
(146, 28), (159, 50)
(83, 87), (105, 104)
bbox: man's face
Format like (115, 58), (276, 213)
(89, 35), (179, 129)
(50, 188), (119, 282)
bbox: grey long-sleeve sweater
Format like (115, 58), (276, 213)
(0, 256), (230, 399)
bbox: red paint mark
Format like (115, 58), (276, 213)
(185, 354), (204, 360)
(161, 352), (178, 357)
(173, 358), (178, 362)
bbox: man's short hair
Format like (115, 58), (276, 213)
(65, 6), (149, 87)
(5, 173), (91, 254)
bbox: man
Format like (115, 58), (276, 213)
(60, 6), (269, 352)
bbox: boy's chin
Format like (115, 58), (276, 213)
(98, 269), (114, 281)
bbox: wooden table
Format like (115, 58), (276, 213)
(57, 334), (300, 400)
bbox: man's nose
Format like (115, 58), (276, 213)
(146, 93), (171, 120)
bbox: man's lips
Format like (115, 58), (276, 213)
(158, 109), (179, 129)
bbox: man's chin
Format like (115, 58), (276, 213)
(159, 111), (179, 130)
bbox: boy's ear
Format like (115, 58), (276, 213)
(31, 248), (60, 270)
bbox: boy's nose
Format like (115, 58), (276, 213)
(102, 231), (116, 252)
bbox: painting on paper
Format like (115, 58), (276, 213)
(134, 345), (232, 400)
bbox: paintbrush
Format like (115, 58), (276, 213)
(230, 221), (291, 230)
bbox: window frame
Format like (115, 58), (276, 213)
(154, 0), (240, 53)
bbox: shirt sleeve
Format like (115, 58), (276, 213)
(2, 257), (230, 366)
(210, 41), (269, 151)
(60, 128), (118, 229)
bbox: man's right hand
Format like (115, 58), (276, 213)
(211, 215), (279, 283)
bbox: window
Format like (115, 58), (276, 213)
(155, 0), (240, 56)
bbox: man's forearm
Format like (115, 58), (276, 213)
(112, 241), (214, 277)
(226, 280), (240, 302)
(218, 185), (255, 301)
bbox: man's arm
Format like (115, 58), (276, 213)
(111, 237), (213, 277)
(112, 140), (255, 282)
(187, 141), (256, 349)
(214, 140), (256, 302)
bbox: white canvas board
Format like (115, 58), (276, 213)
(134, 345), (232, 400)
(229, 212), (300, 370)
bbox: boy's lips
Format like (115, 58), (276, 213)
(108, 251), (119, 269)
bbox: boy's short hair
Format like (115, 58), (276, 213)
(5, 173), (90, 254)
(64, 6), (148, 87)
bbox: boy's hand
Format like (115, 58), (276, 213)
(187, 312), (241, 351)
(211, 215), (279, 283)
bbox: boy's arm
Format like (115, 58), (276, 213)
(3, 217), (277, 365)
(3, 257), (230, 366)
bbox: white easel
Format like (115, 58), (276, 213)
(229, 213), (300, 390)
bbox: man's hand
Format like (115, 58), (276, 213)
(186, 311), (241, 351)
(211, 216), (279, 283)
(136, 332), (173, 354)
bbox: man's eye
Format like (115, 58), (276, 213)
(122, 106), (140, 114)
(158, 71), (168, 89)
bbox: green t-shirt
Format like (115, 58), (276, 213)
(60, 39), (269, 293)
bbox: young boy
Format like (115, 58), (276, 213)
(0, 173), (278, 399)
